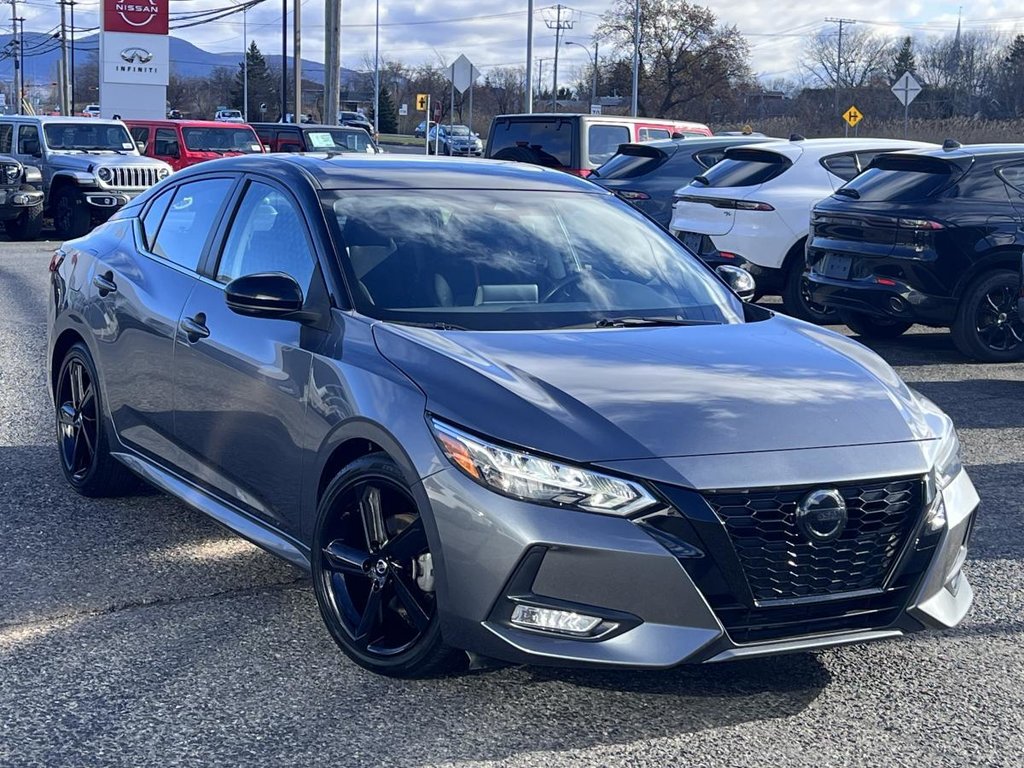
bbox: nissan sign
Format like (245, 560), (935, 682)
(104, 0), (168, 35)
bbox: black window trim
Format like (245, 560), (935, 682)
(995, 162), (1024, 195)
(819, 151), (863, 182)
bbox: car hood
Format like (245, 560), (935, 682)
(48, 152), (168, 170)
(372, 314), (942, 464)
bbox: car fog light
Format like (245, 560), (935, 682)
(13, 193), (29, 205)
(925, 494), (947, 533)
(510, 605), (602, 636)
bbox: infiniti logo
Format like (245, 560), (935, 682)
(120, 47), (154, 64)
(796, 489), (848, 543)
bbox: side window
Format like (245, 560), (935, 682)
(693, 149), (727, 169)
(277, 130), (302, 152)
(642, 128), (671, 140)
(18, 124), (39, 154)
(997, 164), (1024, 194)
(821, 153), (860, 182)
(0, 124), (11, 154)
(154, 127), (178, 157)
(588, 124), (630, 166)
(139, 188), (173, 251)
(150, 178), (234, 270)
(216, 181), (316, 293)
(130, 126), (150, 149)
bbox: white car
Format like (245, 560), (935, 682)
(669, 136), (936, 321)
(81, 104), (101, 118)
(214, 109), (245, 124)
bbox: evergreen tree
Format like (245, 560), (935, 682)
(890, 36), (917, 81)
(373, 88), (398, 134)
(230, 41), (278, 120)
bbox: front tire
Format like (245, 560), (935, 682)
(311, 453), (463, 678)
(839, 310), (913, 339)
(53, 187), (91, 240)
(55, 343), (138, 497)
(951, 269), (1024, 362)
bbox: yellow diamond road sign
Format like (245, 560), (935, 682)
(843, 105), (863, 127)
(416, 93), (428, 111)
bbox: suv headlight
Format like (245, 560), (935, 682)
(3, 163), (20, 183)
(431, 419), (657, 516)
(925, 427), (962, 533)
(97, 166), (113, 183)
(157, 167), (171, 179)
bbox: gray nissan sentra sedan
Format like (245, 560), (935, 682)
(47, 154), (978, 677)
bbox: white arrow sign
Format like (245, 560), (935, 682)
(891, 71), (922, 107)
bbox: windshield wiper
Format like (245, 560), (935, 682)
(387, 320), (469, 331)
(835, 188), (860, 199)
(594, 316), (717, 328)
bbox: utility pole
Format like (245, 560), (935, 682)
(294, 0), (301, 122)
(242, 5), (248, 120)
(8, 0), (18, 115)
(525, 0), (534, 112)
(631, 0), (639, 116)
(280, 0), (287, 120)
(16, 15), (24, 114)
(324, 0), (340, 124)
(58, 0), (69, 115)
(825, 17), (856, 120)
(373, 0), (380, 133)
(69, 0), (75, 112)
(543, 5), (575, 112)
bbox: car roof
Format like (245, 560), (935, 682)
(125, 119), (255, 129)
(623, 135), (781, 152)
(879, 143), (1024, 161)
(1, 115), (125, 126)
(168, 153), (605, 192)
(737, 137), (938, 162)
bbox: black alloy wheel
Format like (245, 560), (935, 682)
(781, 263), (837, 324)
(952, 269), (1024, 362)
(54, 344), (138, 496)
(312, 453), (461, 677)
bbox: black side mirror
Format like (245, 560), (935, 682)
(225, 272), (307, 319)
(716, 264), (757, 302)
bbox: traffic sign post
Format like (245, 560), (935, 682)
(891, 71), (922, 138)
(843, 105), (863, 130)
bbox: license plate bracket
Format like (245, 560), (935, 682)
(818, 253), (852, 280)
(681, 231), (705, 254)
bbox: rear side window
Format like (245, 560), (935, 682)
(996, 164), (1024, 194)
(588, 124), (631, 166)
(595, 145), (669, 179)
(140, 189), (172, 250)
(693, 149), (727, 169)
(821, 153), (859, 181)
(150, 178), (234, 270)
(639, 127), (671, 141)
(488, 119), (574, 168)
(842, 156), (963, 202)
(0, 124), (12, 154)
(695, 149), (792, 188)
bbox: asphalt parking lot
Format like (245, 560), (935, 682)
(1, 237), (1022, 767)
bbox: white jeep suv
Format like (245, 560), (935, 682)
(670, 136), (936, 321)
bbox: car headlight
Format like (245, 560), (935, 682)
(157, 167), (171, 179)
(431, 419), (658, 516)
(3, 163), (20, 183)
(933, 427), (962, 491)
(97, 167), (112, 183)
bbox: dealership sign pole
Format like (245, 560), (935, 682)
(100, 0), (169, 119)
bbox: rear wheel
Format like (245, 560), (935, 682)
(839, 310), (912, 339)
(55, 343), (138, 497)
(312, 453), (463, 678)
(780, 246), (836, 324)
(951, 269), (1024, 362)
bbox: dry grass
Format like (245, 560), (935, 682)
(724, 116), (1024, 144)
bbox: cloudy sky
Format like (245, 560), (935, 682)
(16, 0), (1024, 83)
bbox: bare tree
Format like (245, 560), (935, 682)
(801, 26), (892, 91)
(484, 67), (526, 114)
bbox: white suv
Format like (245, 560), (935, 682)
(670, 136), (936, 321)
(214, 109), (245, 124)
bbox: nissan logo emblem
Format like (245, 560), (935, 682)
(796, 489), (848, 543)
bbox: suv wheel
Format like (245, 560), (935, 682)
(951, 269), (1024, 362)
(838, 310), (913, 339)
(55, 343), (139, 497)
(5, 190), (43, 241)
(312, 453), (463, 678)
(781, 260), (836, 324)
(53, 187), (91, 240)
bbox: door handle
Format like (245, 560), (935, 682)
(92, 271), (117, 296)
(180, 313), (210, 342)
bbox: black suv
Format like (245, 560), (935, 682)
(807, 143), (1024, 362)
(592, 135), (777, 228)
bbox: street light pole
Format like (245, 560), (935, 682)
(525, 0), (534, 112)
(373, 0), (380, 134)
(280, 0), (287, 120)
(242, 5), (248, 120)
(564, 40), (597, 108)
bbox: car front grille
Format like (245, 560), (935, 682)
(103, 166), (161, 189)
(703, 477), (925, 604)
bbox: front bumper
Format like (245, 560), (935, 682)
(425, 463), (978, 668)
(83, 191), (137, 211)
(0, 187), (44, 219)
(808, 273), (957, 326)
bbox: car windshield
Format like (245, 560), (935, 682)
(839, 155), (964, 202)
(220, 111), (242, 118)
(325, 189), (743, 331)
(696, 148), (792, 187)
(183, 127), (261, 153)
(447, 125), (471, 136)
(305, 129), (374, 152)
(44, 122), (135, 151)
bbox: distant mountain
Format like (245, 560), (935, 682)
(0, 32), (362, 86)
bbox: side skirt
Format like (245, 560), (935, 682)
(112, 451), (312, 574)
